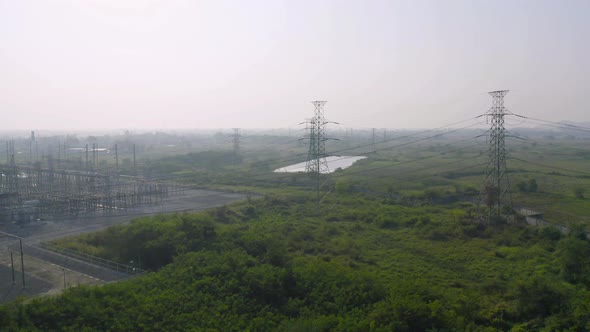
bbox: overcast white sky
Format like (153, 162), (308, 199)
(0, 0), (588, 130)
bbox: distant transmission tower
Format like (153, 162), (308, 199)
(5, 140), (18, 193)
(232, 128), (241, 165)
(479, 90), (513, 223)
(303, 101), (337, 204)
(305, 101), (330, 175)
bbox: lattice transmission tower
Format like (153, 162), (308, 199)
(302, 101), (338, 204)
(5, 140), (18, 193)
(231, 128), (241, 165)
(305, 101), (330, 175)
(479, 90), (513, 223)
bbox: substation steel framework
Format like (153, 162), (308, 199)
(0, 137), (182, 223)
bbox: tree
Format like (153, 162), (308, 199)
(573, 187), (585, 199)
(527, 179), (538, 192)
(517, 179), (537, 192)
(514, 277), (565, 319)
(557, 235), (590, 285)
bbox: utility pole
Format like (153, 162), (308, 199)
(372, 128), (376, 145)
(6, 140), (17, 194)
(58, 141), (62, 169)
(114, 144), (119, 172)
(10, 250), (15, 285)
(30, 131), (35, 165)
(479, 90), (513, 223)
(85, 144), (89, 171)
(92, 143), (97, 169)
(19, 239), (25, 288)
(9, 140), (15, 166)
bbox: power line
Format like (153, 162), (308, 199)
(3, 133), (488, 218)
(510, 157), (590, 178)
(326, 117), (483, 156)
(505, 136), (590, 154)
(319, 120), (486, 167)
(4, 116), (483, 186)
(115, 119), (486, 192)
(513, 115), (590, 134)
(330, 140), (484, 179)
(0, 114), (493, 221)
(335, 160), (487, 198)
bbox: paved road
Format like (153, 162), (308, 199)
(0, 189), (247, 297)
(0, 189), (247, 246)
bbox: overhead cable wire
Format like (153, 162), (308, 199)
(509, 157), (590, 177)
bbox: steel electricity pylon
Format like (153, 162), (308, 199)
(302, 101), (337, 205)
(305, 101), (330, 175)
(231, 128), (241, 165)
(479, 90), (513, 223)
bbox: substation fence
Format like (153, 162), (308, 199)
(38, 242), (145, 276)
(1, 235), (145, 286)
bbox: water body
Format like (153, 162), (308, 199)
(274, 156), (366, 174)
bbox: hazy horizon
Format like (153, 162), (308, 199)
(1, 0), (588, 130)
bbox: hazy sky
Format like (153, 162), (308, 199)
(1, 0), (588, 130)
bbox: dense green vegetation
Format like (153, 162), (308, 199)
(2, 130), (589, 331)
(2, 193), (590, 331)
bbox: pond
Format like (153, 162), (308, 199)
(274, 156), (366, 174)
